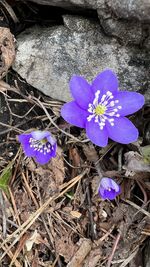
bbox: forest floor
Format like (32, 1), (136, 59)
(0, 1), (150, 267)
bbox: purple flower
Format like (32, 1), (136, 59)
(18, 130), (57, 165)
(98, 177), (121, 200)
(61, 70), (145, 147)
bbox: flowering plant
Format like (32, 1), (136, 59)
(98, 177), (121, 200)
(18, 130), (57, 165)
(61, 70), (145, 147)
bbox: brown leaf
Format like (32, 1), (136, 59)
(124, 151), (150, 173)
(67, 238), (92, 267)
(0, 27), (16, 78)
(69, 147), (81, 178)
(25, 230), (43, 251)
(55, 230), (78, 263)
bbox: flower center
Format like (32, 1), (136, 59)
(87, 90), (122, 130)
(95, 104), (106, 115)
(29, 137), (52, 155)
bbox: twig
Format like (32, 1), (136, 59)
(0, 0), (19, 23)
(0, 169), (89, 261)
(118, 147), (123, 171)
(136, 180), (147, 204)
(0, 190), (7, 238)
(34, 97), (86, 143)
(119, 249), (139, 267)
(125, 199), (150, 218)
(86, 185), (97, 240)
(106, 232), (121, 267)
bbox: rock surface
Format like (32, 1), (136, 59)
(106, 0), (150, 22)
(24, 0), (150, 22)
(13, 16), (150, 102)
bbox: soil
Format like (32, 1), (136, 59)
(0, 1), (150, 267)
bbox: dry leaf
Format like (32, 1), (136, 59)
(67, 238), (92, 267)
(55, 230), (78, 263)
(124, 151), (150, 173)
(0, 27), (15, 78)
(25, 230), (42, 251)
(70, 210), (82, 219)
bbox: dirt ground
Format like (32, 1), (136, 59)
(0, 1), (150, 267)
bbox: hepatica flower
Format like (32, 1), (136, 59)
(18, 130), (57, 165)
(98, 177), (121, 200)
(61, 70), (145, 147)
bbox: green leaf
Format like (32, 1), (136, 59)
(65, 191), (74, 200)
(141, 145), (150, 164)
(0, 163), (12, 195)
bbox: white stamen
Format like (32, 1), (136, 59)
(87, 90), (122, 129)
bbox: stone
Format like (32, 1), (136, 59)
(22, 0), (103, 9)
(97, 8), (143, 45)
(106, 0), (150, 22)
(13, 16), (150, 102)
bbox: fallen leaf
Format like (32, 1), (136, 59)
(67, 238), (92, 267)
(0, 27), (15, 78)
(25, 230), (42, 251)
(70, 210), (82, 219)
(124, 151), (150, 173)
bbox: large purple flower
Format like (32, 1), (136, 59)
(61, 70), (145, 146)
(98, 177), (121, 200)
(18, 130), (57, 165)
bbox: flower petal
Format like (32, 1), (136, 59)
(18, 134), (36, 157)
(106, 117), (138, 144)
(61, 101), (88, 128)
(92, 70), (118, 95)
(114, 91), (145, 116)
(34, 150), (54, 165)
(18, 133), (31, 143)
(31, 131), (50, 140)
(70, 75), (93, 109)
(110, 179), (120, 192)
(86, 120), (108, 147)
(104, 189), (117, 200)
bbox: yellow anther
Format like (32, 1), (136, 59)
(95, 105), (106, 115)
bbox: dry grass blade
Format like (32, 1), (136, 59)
(119, 249), (139, 267)
(0, 169), (89, 261)
(125, 199), (150, 218)
(0, 0), (19, 23)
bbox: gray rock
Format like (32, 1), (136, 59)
(106, 0), (150, 22)
(22, 0), (103, 9)
(23, 0), (150, 22)
(13, 16), (150, 102)
(97, 8), (143, 45)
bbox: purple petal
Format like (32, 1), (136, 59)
(50, 143), (57, 157)
(61, 101), (88, 128)
(18, 133), (31, 144)
(23, 144), (36, 157)
(47, 135), (57, 146)
(92, 70), (118, 95)
(70, 75), (94, 109)
(18, 133), (36, 157)
(34, 150), (54, 165)
(104, 189), (118, 200)
(31, 131), (50, 140)
(100, 177), (112, 188)
(86, 120), (108, 147)
(114, 91), (145, 116)
(109, 179), (120, 192)
(106, 117), (138, 144)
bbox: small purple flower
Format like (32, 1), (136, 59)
(98, 177), (121, 200)
(18, 130), (57, 165)
(61, 70), (145, 147)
